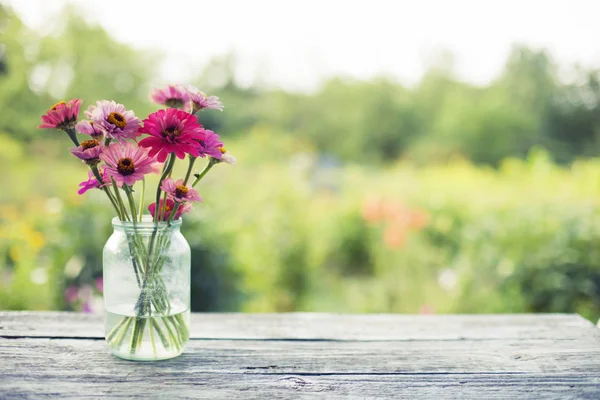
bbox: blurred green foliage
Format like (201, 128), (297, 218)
(2, 5), (600, 321)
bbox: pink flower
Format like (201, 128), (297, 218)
(69, 139), (103, 162)
(75, 120), (104, 141)
(65, 286), (79, 303)
(186, 85), (223, 112)
(95, 277), (103, 293)
(100, 142), (156, 187)
(150, 84), (190, 110)
(138, 108), (206, 162)
(197, 129), (223, 159)
(39, 99), (82, 129)
(85, 100), (141, 142)
(160, 178), (203, 203)
(148, 198), (193, 221)
(82, 302), (93, 313)
(77, 169), (110, 195)
(217, 147), (236, 165)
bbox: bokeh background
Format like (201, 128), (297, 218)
(2, 0), (600, 321)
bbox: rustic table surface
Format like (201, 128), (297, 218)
(1, 312), (599, 399)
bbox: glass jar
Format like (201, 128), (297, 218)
(103, 216), (191, 361)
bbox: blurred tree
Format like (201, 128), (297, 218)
(0, 5), (156, 143)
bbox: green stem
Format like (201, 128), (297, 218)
(151, 319), (170, 350)
(111, 177), (130, 222)
(154, 154), (176, 222)
(124, 186), (138, 225)
(149, 319), (157, 357)
(166, 203), (182, 224)
(191, 159), (216, 188)
(107, 317), (129, 343)
(113, 317), (133, 350)
(90, 166), (122, 219)
(183, 156), (197, 185)
(104, 137), (112, 147)
(63, 127), (79, 146)
(138, 178), (145, 222)
(159, 190), (168, 221)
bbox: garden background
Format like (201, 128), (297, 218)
(3, 3), (600, 321)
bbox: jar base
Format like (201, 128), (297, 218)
(105, 307), (190, 362)
(110, 346), (185, 361)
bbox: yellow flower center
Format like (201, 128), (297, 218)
(164, 204), (172, 213)
(81, 139), (99, 150)
(175, 185), (189, 198)
(50, 101), (66, 111)
(219, 147), (227, 154)
(107, 112), (127, 129)
(117, 157), (135, 176)
(163, 126), (181, 140)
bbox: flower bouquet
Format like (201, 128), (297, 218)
(39, 85), (233, 360)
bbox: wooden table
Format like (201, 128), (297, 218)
(1, 312), (599, 399)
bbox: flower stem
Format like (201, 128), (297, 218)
(111, 177), (130, 221)
(124, 186), (138, 225)
(154, 154), (176, 222)
(183, 156), (197, 185)
(90, 166), (122, 219)
(63, 127), (79, 146)
(191, 159), (216, 188)
(138, 178), (145, 222)
(166, 203), (182, 224)
(159, 191), (168, 221)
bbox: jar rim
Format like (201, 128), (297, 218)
(111, 214), (183, 229)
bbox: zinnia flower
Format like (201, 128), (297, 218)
(160, 178), (203, 203)
(186, 85), (223, 112)
(196, 129), (223, 159)
(69, 139), (103, 164)
(148, 198), (193, 221)
(39, 99), (82, 130)
(85, 100), (141, 142)
(150, 84), (190, 110)
(217, 147), (236, 165)
(78, 169), (110, 195)
(75, 120), (104, 141)
(100, 142), (156, 187)
(138, 108), (206, 162)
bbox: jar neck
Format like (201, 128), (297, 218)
(111, 215), (182, 234)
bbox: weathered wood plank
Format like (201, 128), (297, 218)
(0, 312), (597, 341)
(2, 372), (600, 399)
(2, 337), (600, 374)
(1, 338), (600, 399)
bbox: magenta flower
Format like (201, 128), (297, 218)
(197, 129), (223, 159)
(39, 99), (82, 130)
(100, 142), (156, 187)
(85, 100), (141, 142)
(82, 302), (93, 313)
(148, 198), (193, 221)
(160, 178), (203, 203)
(186, 85), (223, 112)
(78, 169), (110, 195)
(75, 120), (104, 141)
(69, 139), (103, 163)
(150, 84), (190, 110)
(138, 108), (206, 162)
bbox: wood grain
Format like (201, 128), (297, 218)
(0, 312), (599, 399)
(1, 311), (597, 340)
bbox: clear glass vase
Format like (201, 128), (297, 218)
(103, 215), (191, 361)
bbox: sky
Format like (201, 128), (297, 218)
(6, 0), (600, 91)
